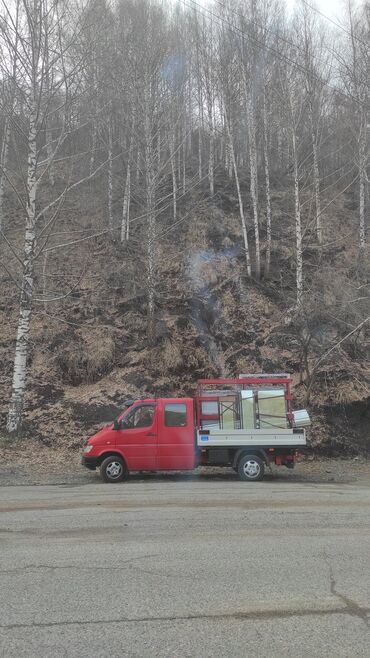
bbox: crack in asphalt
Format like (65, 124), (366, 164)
(321, 550), (370, 628)
(0, 554), (160, 575)
(328, 566), (370, 627)
(2, 499), (370, 514)
(1, 604), (370, 631)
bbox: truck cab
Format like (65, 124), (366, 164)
(82, 398), (196, 482)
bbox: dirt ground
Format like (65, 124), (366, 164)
(0, 440), (369, 487)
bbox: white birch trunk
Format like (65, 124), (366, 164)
(89, 120), (97, 176)
(198, 125), (202, 181)
(225, 119), (233, 179)
(121, 121), (134, 243)
(310, 108), (322, 245)
(262, 91), (272, 276)
(0, 0), (19, 231)
(187, 82), (192, 157)
(44, 27), (55, 187)
(182, 141), (186, 195)
(359, 116), (366, 253)
(208, 106), (214, 196)
(312, 131), (321, 244)
(292, 129), (303, 307)
(121, 162), (131, 242)
(246, 92), (260, 278)
(170, 130), (177, 221)
(157, 132), (161, 171)
(277, 123), (283, 169)
(224, 134), (229, 174)
(0, 117), (11, 232)
(45, 125), (55, 187)
(107, 122), (113, 231)
(225, 115), (252, 277)
(144, 86), (155, 336)
(7, 109), (38, 434)
(177, 145), (181, 189)
(136, 145), (140, 183)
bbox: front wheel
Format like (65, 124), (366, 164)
(237, 455), (265, 482)
(100, 456), (129, 483)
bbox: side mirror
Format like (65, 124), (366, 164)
(113, 419), (121, 430)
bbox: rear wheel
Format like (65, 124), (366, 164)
(100, 456), (128, 483)
(237, 455), (265, 482)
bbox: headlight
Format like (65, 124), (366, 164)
(84, 445), (93, 453)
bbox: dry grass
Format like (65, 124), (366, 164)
(161, 339), (183, 371)
(56, 327), (116, 385)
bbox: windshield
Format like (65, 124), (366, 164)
(116, 401), (136, 422)
(122, 405), (155, 429)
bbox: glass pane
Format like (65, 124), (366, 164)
(258, 389), (287, 429)
(241, 390), (255, 429)
(201, 401), (218, 415)
(123, 406), (155, 428)
(219, 396), (238, 429)
(165, 403), (187, 427)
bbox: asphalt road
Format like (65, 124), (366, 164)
(1, 479), (370, 657)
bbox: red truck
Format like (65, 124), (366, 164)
(81, 374), (310, 483)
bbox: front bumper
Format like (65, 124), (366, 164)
(81, 455), (99, 470)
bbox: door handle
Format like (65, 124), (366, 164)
(146, 432), (157, 436)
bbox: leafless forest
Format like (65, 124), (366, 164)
(0, 0), (369, 452)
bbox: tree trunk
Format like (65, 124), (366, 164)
(170, 130), (177, 221)
(182, 138), (186, 194)
(0, 116), (11, 231)
(107, 121), (114, 232)
(121, 162), (131, 242)
(359, 116), (366, 253)
(44, 26), (55, 187)
(292, 129), (303, 306)
(89, 119), (97, 176)
(136, 145), (140, 183)
(262, 90), (272, 276)
(7, 110), (38, 434)
(208, 107), (214, 196)
(198, 125), (202, 181)
(277, 124), (283, 169)
(226, 114), (252, 277)
(246, 92), (260, 278)
(157, 131), (161, 170)
(225, 115), (233, 179)
(144, 87), (155, 339)
(310, 109), (322, 244)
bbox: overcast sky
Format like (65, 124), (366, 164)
(286, 0), (353, 20)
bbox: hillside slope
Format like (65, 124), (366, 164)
(0, 170), (369, 455)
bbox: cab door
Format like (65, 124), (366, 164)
(157, 399), (195, 470)
(116, 404), (157, 470)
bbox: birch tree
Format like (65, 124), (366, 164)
(278, 52), (306, 307)
(297, 1), (330, 245)
(199, 15), (217, 196)
(219, 27), (252, 276)
(345, 2), (368, 255)
(0, 0), (20, 232)
(4, 0), (97, 433)
(238, 1), (261, 279)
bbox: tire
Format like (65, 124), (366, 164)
(237, 454), (265, 482)
(100, 456), (129, 483)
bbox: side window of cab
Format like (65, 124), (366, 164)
(164, 403), (187, 427)
(122, 405), (155, 429)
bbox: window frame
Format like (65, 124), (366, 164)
(164, 402), (188, 428)
(121, 404), (156, 429)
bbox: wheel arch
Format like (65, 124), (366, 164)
(96, 451), (127, 467)
(232, 448), (268, 470)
